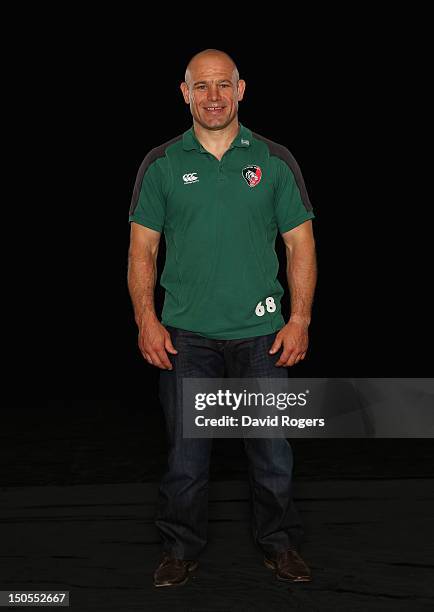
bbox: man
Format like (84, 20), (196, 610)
(128, 49), (317, 587)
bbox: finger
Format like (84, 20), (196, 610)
(269, 335), (283, 354)
(165, 334), (178, 354)
(287, 348), (307, 366)
(286, 352), (303, 367)
(275, 349), (294, 367)
(280, 348), (302, 367)
(146, 349), (167, 370)
(141, 348), (154, 365)
(139, 342), (153, 365)
(154, 348), (173, 370)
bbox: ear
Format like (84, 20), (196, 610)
(180, 82), (190, 104)
(237, 79), (246, 102)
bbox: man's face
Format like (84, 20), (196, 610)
(180, 55), (245, 131)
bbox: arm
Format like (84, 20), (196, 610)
(269, 219), (317, 367)
(127, 222), (177, 370)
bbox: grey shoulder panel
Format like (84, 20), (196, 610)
(129, 134), (183, 216)
(252, 131), (313, 212)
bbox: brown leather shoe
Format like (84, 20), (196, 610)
(264, 548), (312, 582)
(153, 554), (198, 587)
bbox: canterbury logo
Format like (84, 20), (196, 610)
(183, 172), (199, 184)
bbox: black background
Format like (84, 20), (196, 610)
(23, 27), (432, 468)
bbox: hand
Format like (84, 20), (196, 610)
(269, 320), (309, 367)
(138, 314), (178, 370)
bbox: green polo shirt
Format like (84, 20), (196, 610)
(129, 122), (314, 339)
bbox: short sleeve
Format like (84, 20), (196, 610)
(274, 154), (315, 234)
(129, 153), (167, 232)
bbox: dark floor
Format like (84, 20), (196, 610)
(1, 479), (433, 611)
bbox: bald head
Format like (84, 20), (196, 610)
(180, 49), (245, 132)
(185, 49), (239, 86)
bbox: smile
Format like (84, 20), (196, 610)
(204, 107), (225, 113)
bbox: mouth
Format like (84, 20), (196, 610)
(203, 106), (225, 115)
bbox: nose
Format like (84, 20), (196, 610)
(207, 85), (220, 101)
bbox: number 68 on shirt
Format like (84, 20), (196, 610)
(255, 296), (277, 317)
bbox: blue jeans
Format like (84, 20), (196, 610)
(156, 325), (304, 559)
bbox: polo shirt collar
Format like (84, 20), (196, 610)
(182, 122), (252, 152)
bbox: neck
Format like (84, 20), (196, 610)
(193, 118), (240, 154)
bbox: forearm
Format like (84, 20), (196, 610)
(127, 253), (158, 326)
(285, 244), (317, 325)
